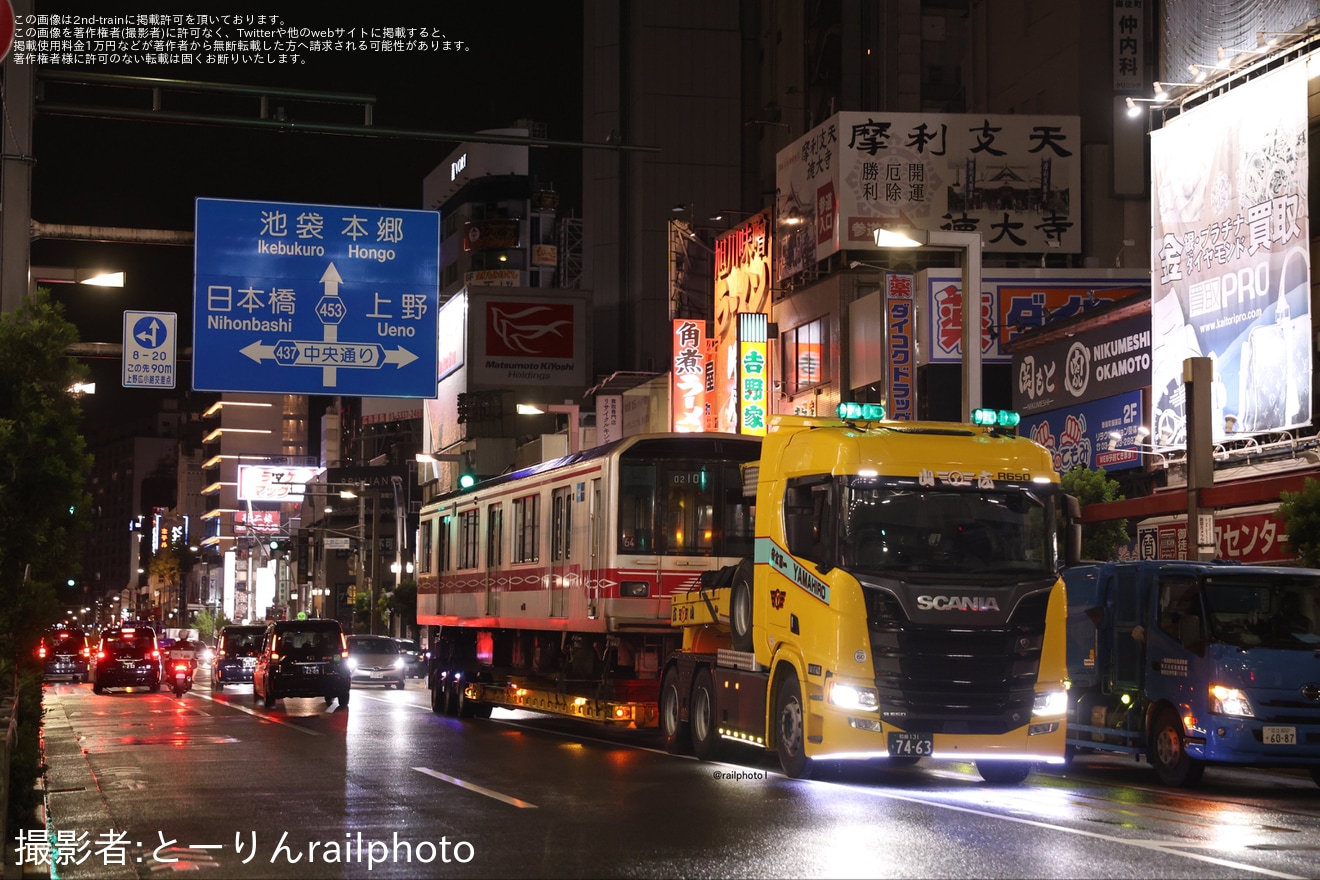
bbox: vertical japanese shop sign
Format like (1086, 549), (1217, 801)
(1150, 60), (1311, 444)
(671, 319), (708, 433)
(885, 273), (916, 420)
(713, 212), (773, 432)
(738, 313), (769, 436)
(597, 394), (623, 444)
(1112, 1), (1144, 92)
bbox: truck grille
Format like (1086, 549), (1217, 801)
(864, 588), (1050, 735)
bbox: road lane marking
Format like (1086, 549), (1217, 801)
(837, 780), (1306, 879)
(189, 690), (322, 735)
(412, 767), (537, 809)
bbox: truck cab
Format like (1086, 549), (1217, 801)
(1064, 561), (1320, 787)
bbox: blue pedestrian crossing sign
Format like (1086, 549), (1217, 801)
(193, 197), (441, 398)
(123, 310), (177, 389)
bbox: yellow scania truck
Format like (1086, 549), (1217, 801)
(661, 405), (1080, 782)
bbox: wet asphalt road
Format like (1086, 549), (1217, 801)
(29, 674), (1320, 879)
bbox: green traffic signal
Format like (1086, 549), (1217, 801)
(458, 473), (478, 490)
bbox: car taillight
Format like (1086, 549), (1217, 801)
(270, 652), (280, 661)
(80, 647), (90, 658)
(37, 646), (47, 659)
(97, 650), (105, 660)
(217, 650), (227, 658)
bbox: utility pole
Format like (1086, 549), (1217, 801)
(1184, 357), (1216, 561)
(356, 487), (368, 633)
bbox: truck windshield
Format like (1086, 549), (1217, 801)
(839, 482), (1054, 576)
(1201, 572), (1320, 649)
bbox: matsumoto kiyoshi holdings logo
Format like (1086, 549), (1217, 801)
(485, 303), (574, 358)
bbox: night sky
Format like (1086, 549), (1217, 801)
(24, 2), (583, 429)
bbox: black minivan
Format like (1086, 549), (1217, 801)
(252, 619), (351, 709)
(211, 625), (266, 689)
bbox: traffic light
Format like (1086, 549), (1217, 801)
(458, 471), (478, 490)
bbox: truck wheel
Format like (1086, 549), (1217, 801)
(262, 686), (276, 710)
(976, 761), (1032, 785)
(659, 666), (691, 754)
(730, 561), (754, 653)
(774, 674), (813, 779)
(1149, 709), (1205, 787)
(429, 681), (446, 715)
(690, 667), (724, 761)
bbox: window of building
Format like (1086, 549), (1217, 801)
(513, 494), (539, 564)
(457, 508), (480, 570)
(782, 318), (828, 395)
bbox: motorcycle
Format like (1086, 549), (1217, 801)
(170, 659), (193, 697)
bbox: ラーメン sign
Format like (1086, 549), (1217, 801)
(236, 465), (325, 502)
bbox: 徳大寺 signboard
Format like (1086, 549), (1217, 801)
(774, 111), (1082, 281)
(193, 198), (440, 398)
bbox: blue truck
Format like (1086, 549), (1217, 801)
(1063, 561), (1320, 787)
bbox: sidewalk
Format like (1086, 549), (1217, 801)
(8, 691), (131, 880)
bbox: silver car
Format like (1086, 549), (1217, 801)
(345, 635), (407, 690)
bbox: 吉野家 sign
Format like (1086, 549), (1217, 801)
(123, 311), (177, 390)
(193, 198), (440, 398)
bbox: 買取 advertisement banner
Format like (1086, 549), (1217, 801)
(1150, 59), (1311, 443)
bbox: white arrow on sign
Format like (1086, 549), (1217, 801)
(240, 339), (418, 369)
(135, 318), (165, 348)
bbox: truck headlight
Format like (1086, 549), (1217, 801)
(1032, 690), (1068, 718)
(828, 681), (878, 711)
(1209, 684), (1255, 718)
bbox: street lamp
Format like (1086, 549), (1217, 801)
(29, 265), (125, 297)
(873, 227), (983, 420)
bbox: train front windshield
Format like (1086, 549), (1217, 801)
(618, 455), (755, 558)
(839, 481), (1055, 577)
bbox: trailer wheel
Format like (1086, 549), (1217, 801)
(429, 679), (446, 715)
(1150, 708), (1204, 787)
(975, 761), (1032, 785)
(660, 666), (691, 754)
(690, 667), (724, 761)
(774, 674), (813, 779)
(730, 561), (754, 653)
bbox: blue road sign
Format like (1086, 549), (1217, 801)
(123, 310), (177, 389)
(193, 197), (440, 397)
